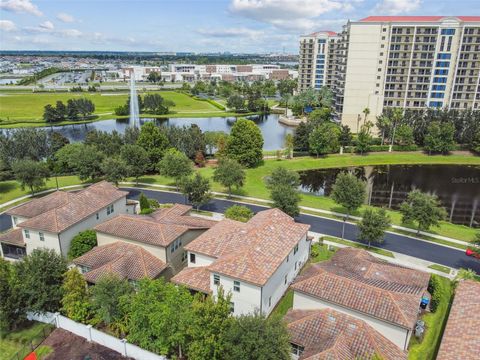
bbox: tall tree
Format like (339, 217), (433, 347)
(266, 166), (300, 189)
(187, 290), (233, 360)
(266, 167), (301, 217)
(213, 158), (246, 196)
(358, 208), (391, 248)
(0, 259), (24, 335)
(61, 268), (91, 323)
(222, 313), (291, 360)
(284, 133), (294, 159)
(71, 145), (104, 181)
(120, 144), (149, 184)
(308, 122), (340, 156)
(395, 124), (415, 146)
(12, 159), (50, 195)
(399, 190), (447, 234)
(15, 249), (68, 314)
(225, 119), (264, 168)
(101, 156), (129, 185)
(226, 94), (245, 112)
(331, 172), (366, 239)
(424, 121), (455, 154)
(125, 278), (193, 358)
(356, 123), (373, 154)
(157, 148), (193, 189)
(137, 122), (170, 171)
(90, 274), (134, 327)
(181, 173), (212, 210)
(338, 125), (353, 148)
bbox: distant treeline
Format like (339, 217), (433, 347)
(43, 98), (95, 123)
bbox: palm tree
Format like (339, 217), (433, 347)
(376, 114), (391, 145)
(362, 107), (370, 125)
(389, 108), (404, 147)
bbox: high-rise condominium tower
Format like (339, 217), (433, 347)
(299, 16), (480, 131)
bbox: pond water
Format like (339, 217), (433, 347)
(299, 165), (480, 227)
(1, 114), (293, 151)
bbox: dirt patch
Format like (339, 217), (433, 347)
(41, 328), (132, 360)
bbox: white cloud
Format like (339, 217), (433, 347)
(229, 0), (354, 31)
(0, 19), (16, 31)
(59, 28), (82, 37)
(56, 12), (74, 23)
(197, 27), (264, 39)
(374, 0), (421, 14)
(38, 20), (54, 30)
(0, 0), (42, 16)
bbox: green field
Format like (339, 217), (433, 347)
(0, 90), (235, 127)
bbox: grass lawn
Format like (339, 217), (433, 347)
(0, 321), (54, 360)
(408, 275), (453, 360)
(322, 236), (395, 258)
(1, 153), (478, 243)
(428, 264), (452, 274)
(0, 90), (234, 127)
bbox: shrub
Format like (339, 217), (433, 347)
(225, 205), (254, 222)
(68, 230), (97, 259)
(139, 192), (150, 211)
(140, 208), (154, 215)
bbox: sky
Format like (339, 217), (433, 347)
(1, 0), (479, 53)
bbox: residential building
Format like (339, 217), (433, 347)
(300, 16), (480, 130)
(172, 208), (311, 316)
(291, 248), (430, 350)
(0, 182), (134, 260)
(73, 204), (216, 283)
(298, 31), (339, 92)
(437, 280), (480, 359)
(285, 308), (407, 360)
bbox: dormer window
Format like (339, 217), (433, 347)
(24, 229), (30, 239)
(213, 274), (220, 286)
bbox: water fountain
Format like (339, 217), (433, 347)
(129, 70), (140, 127)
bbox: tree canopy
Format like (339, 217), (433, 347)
(213, 158), (246, 196)
(399, 190), (447, 234)
(225, 118), (264, 168)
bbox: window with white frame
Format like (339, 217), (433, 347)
(24, 229), (30, 239)
(190, 253), (196, 264)
(107, 204), (114, 215)
(294, 244), (299, 255)
(171, 239), (182, 253)
(291, 343), (304, 357)
(229, 302), (235, 313)
(213, 274), (220, 286)
(233, 280), (240, 292)
(78, 265), (91, 274)
(13, 217), (17, 225)
(39, 232), (44, 242)
(284, 274), (288, 285)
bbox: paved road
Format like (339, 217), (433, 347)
(1, 187), (479, 273)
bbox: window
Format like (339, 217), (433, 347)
(436, 61), (450, 68)
(269, 296), (272, 307)
(182, 251), (187, 262)
(294, 244), (299, 255)
(96, 213), (99, 220)
(435, 69), (448, 75)
(190, 253), (196, 264)
(291, 343), (305, 357)
(78, 265), (91, 274)
(13, 217), (17, 225)
(233, 280), (240, 292)
(106, 204), (114, 215)
(286, 254), (289, 262)
(39, 232), (44, 242)
(229, 302), (235, 313)
(213, 274), (220, 286)
(433, 77), (447, 83)
(171, 239), (182, 253)
(284, 275), (288, 285)
(437, 53), (451, 60)
(24, 229), (30, 239)
(441, 28), (455, 35)
(429, 101), (443, 108)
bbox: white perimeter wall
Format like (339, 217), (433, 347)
(293, 291), (410, 350)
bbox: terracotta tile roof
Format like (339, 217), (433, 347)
(171, 266), (211, 294)
(73, 242), (167, 284)
(437, 280), (480, 360)
(285, 309), (407, 360)
(185, 208), (310, 286)
(17, 181), (128, 234)
(0, 228), (25, 247)
(94, 204), (215, 247)
(7, 191), (73, 218)
(359, 16), (480, 22)
(291, 248), (430, 329)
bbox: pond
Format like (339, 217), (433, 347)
(298, 165), (480, 227)
(1, 114), (293, 151)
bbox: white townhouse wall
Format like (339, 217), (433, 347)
(292, 291), (411, 350)
(11, 215), (28, 228)
(211, 234), (310, 317)
(187, 251), (215, 268)
(23, 229), (60, 255)
(261, 234), (310, 316)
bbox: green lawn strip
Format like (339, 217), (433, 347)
(427, 264), (452, 274)
(408, 275), (453, 360)
(271, 289), (294, 318)
(0, 321), (54, 360)
(190, 209), (214, 217)
(35, 345), (54, 359)
(322, 236), (395, 258)
(310, 243), (337, 263)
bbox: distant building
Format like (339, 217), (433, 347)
(291, 248), (430, 350)
(299, 16), (480, 130)
(172, 208), (311, 316)
(0, 182), (134, 260)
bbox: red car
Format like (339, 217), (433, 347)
(466, 248), (480, 259)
